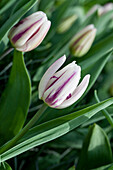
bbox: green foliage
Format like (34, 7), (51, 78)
(0, 0), (113, 169)
(0, 0), (39, 42)
(77, 124), (112, 170)
(1, 97), (113, 163)
(0, 50), (31, 145)
(0, 162), (12, 170)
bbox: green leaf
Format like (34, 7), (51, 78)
(76, 124), (112, 170)
(0, 50), (31, 145)
(0, 162), (12, 170)
(0, 0), (39, 42)
(92, 163), (113, 170)
(10, 0), (38, 16)
(0, 97), (113, 162)
(82, 52), (112, 93)
(0, 0), (16, 15)
(47, 0), (76, 39)
(79, 33), (113, 70)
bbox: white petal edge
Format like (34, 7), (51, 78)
(43, 65), (81, 106)
(9, 11), (47, 39)
(38, 55), (66, 99)
(57, 74), (90, 109)
(70, 24), (95, 45)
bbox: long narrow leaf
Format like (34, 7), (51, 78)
(0, 97), (113, 162)
(0, 50), (31, 145)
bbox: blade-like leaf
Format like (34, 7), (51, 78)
(0, 0), (16, 15)
(0, 97), (113, 162)
(0, 50), (31, 145)
(0, 162), (12, 170)
(76, 124), (112, 170)
(92, 163), (113, 170)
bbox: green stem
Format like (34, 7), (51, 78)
(94, 90), (113, 127)
(0, 103), (47, 154)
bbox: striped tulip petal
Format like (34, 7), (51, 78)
(70, 24), (96, 57)
(38, 55), (90, 109)
(43, 65), (81, 107)
(57, 75), (90, 109)
(8, 11), (51, 52)
(38, 55), (66, 99)
(16, 20), (51, 52)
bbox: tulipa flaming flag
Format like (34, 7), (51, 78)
(38, 55), (90, 108)
(70, 24), (96, 57)
(8, 11), (51, 52)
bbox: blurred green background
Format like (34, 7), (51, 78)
(0, 0), (113, 169)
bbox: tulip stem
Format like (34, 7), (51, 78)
(0, 48), (14, 60)
(94, 90), (113, 127)
(0, 103), (48, 155)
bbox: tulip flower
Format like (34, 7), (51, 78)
(57, 14), (78, 34)
(8, 11), (51, 52)
(38, 55), (90, 109)
(98, 3), (113, 16)
(70, 24), (96, 57)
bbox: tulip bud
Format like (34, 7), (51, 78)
(57, 14), (78, 34)
(8, 11), (51, 52)
(98, 3), (113, 16)
(38, 55), (90, 109)
(69, 24), (96, 57)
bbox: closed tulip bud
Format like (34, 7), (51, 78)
(8, 11), (51, 52)
(57, 14), (78, 34)
(70, 24), (96, 57)
(98, 3), (113, 16)
(38, 55), (90, 109)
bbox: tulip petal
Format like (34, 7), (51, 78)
(43, 65), (81, 107)
(57, 74), (90, 109)
(46, 61), (77, 90)
(38, 55), (66, 99)
(9, 11), (47, 42)
(12, 16), (47, 47)
(74, 29), (96, 56)
(70, 24), (95, 46)
(26, 20), (51, 51)
(16, 20), (51, 52)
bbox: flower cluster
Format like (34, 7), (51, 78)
(8, 11), (91, 109)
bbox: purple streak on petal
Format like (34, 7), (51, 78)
(27, 27), (41, 41)
(14, 20), (26, 28)
(50, 99), (61, 106)
(45, 72), (66, 91)
(12, 18), (42, 43)
(66, 93), (72, 100)
(74, 35), (91, 51)
(45, 72), (76, 105)
(50, 76), (58, 79)
(72, 30), (91, 47)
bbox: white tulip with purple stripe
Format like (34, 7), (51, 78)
(70, 24), (96, 57)
(38, 55), (90, 109)
(8, 11), (51, 52)
(98, 3), (113, 16)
